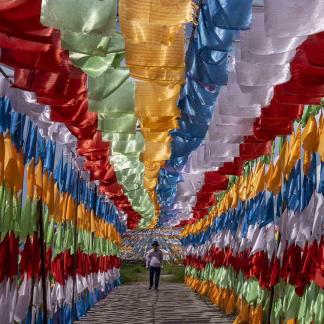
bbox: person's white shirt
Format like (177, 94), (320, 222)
(146, 248), (163, 268)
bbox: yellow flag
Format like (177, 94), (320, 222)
(218, 196), (225, 215)
(90, 211), (96, 233)
(181, 226), (187, 237)
(231, 183), (239, 209)
(251, 162), (265, 198)
(0, 134), (4, 183)
(221, 288), (230, 309)
(60, 192), (68, 222)
(285, 127), (301, 179)
(225, 290), (236, 315)
(245, 172), (254, 200)
(302, 115), (318, 174)
(34, 159), (43, 198)
(255, 164), (265, 196)
(142, 141), (171, 161)
(46, 174), (54, 213)
(4, 134), (20, 190)
(250, 305), (263, 324)
(197, 219), (203, 233)
(277, 140), (289, 173)
(119, 0), (191, 212)
(65, 194), (74, 221)
(238, 176), (247, 201)
(78, 204), (85, 228)
(286, 320), (297, 324)
(318, 115), (324, 161)
(234, 298), (250, 324)
(224, 192), (230, 211)
(85, 209), (91, 231)
(119, 0), (193, 27)
(26, 159), (35, 199)
(266, 162), (274, 189)
(42, 171), (48, 202)
(303, 150), (312, 175)
(302, 115), (318, 152)
(268, 161), (282, 195)
(15, 151), (24, 193)
(53, 183), (62, 223)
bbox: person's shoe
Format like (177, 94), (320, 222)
(154, 287), (159, 291)
(148, 287), (152, 290)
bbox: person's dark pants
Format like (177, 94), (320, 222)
(149, 266), (161, 289)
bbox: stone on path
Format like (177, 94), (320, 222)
(75, 283), (234, 324)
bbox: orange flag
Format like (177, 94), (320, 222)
(4, 134), (21, 191)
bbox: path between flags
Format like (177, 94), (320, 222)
(75, 283), (234, 324)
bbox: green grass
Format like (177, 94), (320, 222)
(163, 263), (185, 283)
(120, 263), (147, 284)
(120, 263), (185, 284)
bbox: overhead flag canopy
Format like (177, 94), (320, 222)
(121, 228), (183, 263)
(0, 0), (324, 322)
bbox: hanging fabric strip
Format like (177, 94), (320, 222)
(41, 0), (155, 228)
(181, 122), (324, 322)
(0, 94), (125, 323)
(119, 0), (193, 226)
(157, 0), (253, 225)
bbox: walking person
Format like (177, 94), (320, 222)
(146, 240), (163, 291)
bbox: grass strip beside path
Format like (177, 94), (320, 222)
(120, 263), (184, 284)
